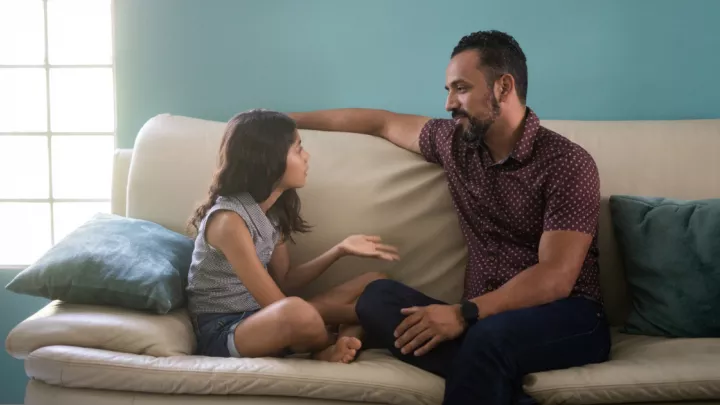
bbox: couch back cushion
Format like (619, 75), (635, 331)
(125, 113), (720, 325)
(542, 119), (720, 323)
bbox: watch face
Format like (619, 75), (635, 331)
(462, 301), (478, 320)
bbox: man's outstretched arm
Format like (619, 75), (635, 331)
(288, 109), (430, 154)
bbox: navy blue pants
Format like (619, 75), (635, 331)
(355, 279), (611, 405)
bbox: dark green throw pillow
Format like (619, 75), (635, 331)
(609, 195), (720, 338)
(6, 213), (194, 314)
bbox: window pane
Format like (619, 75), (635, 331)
(53, 202), (110, 242)
(49, 68), (114, 132)
(48, 0), (112, 65)
(0, 203), (51, 265)
(51, 135), (113, 198)
(0, 68), (47, 132)
(0, 1), (45, 64)
(0, 136), (49, 198)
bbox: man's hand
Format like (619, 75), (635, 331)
(393, 304), (466, 356)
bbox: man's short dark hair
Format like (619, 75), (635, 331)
(451, 30), (528, 104)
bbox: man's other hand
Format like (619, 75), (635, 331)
(394, 304), (466, 356)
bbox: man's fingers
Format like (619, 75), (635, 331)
(400, 306), (419, 315)
(394, 311), (422, 337)
(364, 235), (382, 242)
(395, 322), (428, 349)
(415, 335), (445, 356)
(400, 329), (435, 355)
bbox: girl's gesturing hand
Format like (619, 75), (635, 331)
(338, 235), (400, 262)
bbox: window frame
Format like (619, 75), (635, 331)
(0, 0), (116, 269)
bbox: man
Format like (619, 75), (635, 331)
(289, 30), (611, 405)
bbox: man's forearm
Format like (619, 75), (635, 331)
(470, 262), (576, 319)
(288, 109), (389, 137)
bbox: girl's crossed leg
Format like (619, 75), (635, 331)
(308, 271), (388, 361)
(230, 272), (387, 363)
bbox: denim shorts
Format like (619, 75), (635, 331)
(193, 311), (258, 358)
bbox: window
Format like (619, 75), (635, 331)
(0, 0), (115, 267)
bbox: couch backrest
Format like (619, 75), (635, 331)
(117, 114), (720, 326)
(543, 119), (720, 324)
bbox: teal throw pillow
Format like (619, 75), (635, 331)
(609, 195), (720, 338)
(6, 213), (194, 314)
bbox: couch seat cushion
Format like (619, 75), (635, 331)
(13, 304), (720, 405)
(25, 346), (443, 405)
(524, 330), (720, 404)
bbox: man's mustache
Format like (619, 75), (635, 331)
(451, 110), (469, 119)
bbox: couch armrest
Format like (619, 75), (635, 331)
(112, 148), (133, 217)
(5, 300), (195, 359)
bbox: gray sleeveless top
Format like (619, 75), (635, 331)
(186, 193), (281, 315)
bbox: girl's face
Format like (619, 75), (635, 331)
(279, 131), (310, 190)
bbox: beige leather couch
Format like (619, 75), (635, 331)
(6, 114), (720, 405)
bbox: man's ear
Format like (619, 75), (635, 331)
(496, 74), (515, 103)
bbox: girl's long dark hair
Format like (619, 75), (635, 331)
(188, 109), (310, 242)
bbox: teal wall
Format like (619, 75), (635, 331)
(114, 0), (720, 148)
(1, 271), (48, 404)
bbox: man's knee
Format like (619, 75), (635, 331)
(362, 271), (389, 285)
(359, 278), (403, 301)
(363, 278), (402, 295)
(355, 279), (403, 320)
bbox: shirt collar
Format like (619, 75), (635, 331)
(479, 107), (540, 166)
(510, 107), (540, 163)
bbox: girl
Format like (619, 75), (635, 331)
(186, 109), (399, 363)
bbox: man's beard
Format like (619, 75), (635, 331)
(451, 94), (501, 148)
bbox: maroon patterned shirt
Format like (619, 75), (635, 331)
(418, 108), (602, 303)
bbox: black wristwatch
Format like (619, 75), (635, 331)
(460, 300), (479, 326)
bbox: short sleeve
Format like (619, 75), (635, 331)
(543, 150), (600, 235)
(207, 202), (257, 242)
(418, 119), (456, 166)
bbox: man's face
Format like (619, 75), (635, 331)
(444, 50), (501, 146)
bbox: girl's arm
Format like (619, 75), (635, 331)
(269, 241), (344, 293)
(269, 235), (400, 293)
(206, 211), (286, 307)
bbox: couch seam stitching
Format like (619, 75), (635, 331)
(528, 378), (720, 393)
(27, 351), (441, 403)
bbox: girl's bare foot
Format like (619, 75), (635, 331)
(312, 336), (362, 363)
